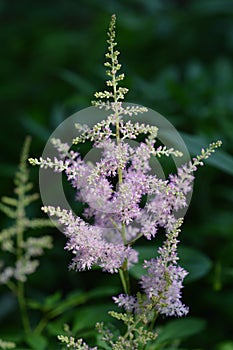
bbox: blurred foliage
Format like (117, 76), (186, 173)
(0, 0), (233, 349)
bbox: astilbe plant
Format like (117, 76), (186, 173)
(29, 15), (221, 349)
(0, 136), (54, 334)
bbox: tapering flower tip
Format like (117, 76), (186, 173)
(28, 158), (37, 166)
(109, 14), (116, 34)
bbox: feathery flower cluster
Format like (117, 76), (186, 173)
(0, 137), (53, 285)
(42, 205), (137, 273)
(29, 14), (221, 322)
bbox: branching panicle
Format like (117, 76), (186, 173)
(27, 15), (222, 350)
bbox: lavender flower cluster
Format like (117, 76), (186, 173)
(29, 15), (221, 320)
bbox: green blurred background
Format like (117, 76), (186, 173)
(0, 0), (233, 349)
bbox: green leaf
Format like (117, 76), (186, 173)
(178, 246), (212, 282)
(20, 117), (50, 142)
(84, 285), (121, 300)
(130, 246), (158, 279)
(0, 294), (17, 320)
(180, 133), (233, 175)
(155, 317), (206, 344)
(190, 0), (233, 15)
(28, 292), (62, 312)
(130, 246), (212, 283)
(43, 291), (62, 310)
(49, 286), (119, 320)
(59, 69), (95, 94)
(216, 341), (233, 350)
(201, 211), (233, 238)
(96, 334), (112, 350)
(25, 334), (47, 350)
(27, 300), (43, 311)
(129, 263), (145, 280)
(46, 316), (70, 336)
(46, 290), (87, 319)
(73, 303), (114, 333)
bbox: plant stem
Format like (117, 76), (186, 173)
(33, 316), (48, 335)
(15, 149), (32, 334)
(149, 310), (158, 331)
(17, 281), (31, 334)
(119, 262), (131, 295)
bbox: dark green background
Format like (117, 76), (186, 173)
(0, 1), (233, 349)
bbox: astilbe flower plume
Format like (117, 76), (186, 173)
(29, 14), (221, 323)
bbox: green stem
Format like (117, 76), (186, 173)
(119, 262), (131, 295)
(16, 221), (31, 334)
(15, 173), (31, 333)
(128, 232), (144, 246)
(17, 281), (31, 334)
(109, 218), (121, 233)
(33, 316), (48, 335)
(149, 310), (158, 331)
(34, 290), (89, 335)
(123, 315), (145, 344)
(6, 280), (17, 294)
